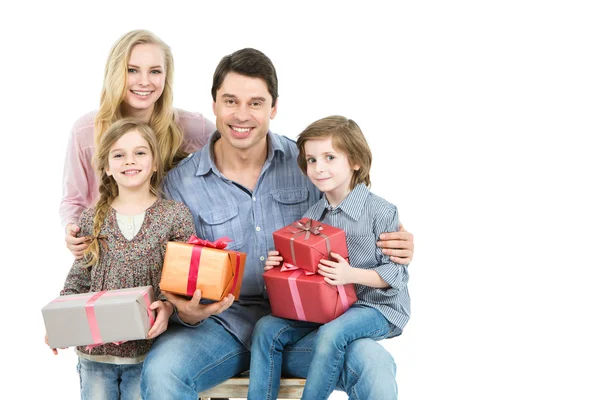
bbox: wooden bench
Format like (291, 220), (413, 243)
(199, 375), (306, 399)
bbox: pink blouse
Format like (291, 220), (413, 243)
(59, 109), (216, 229)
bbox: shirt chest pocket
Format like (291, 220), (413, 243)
(197, 205), (243, 251)
(271, 188), (311, 223)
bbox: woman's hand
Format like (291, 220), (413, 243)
(65, 223), (90, 259)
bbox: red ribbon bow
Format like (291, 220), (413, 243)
(188, 235), (231, 249)
(186, 235), (239, 297)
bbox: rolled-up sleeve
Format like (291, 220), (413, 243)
(372, 207), (409, 290)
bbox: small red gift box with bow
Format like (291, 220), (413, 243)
(160, 236), (246, 301)
(263, 265), (357, 324)
(272, 218), (348, 274)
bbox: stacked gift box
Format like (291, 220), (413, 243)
(264, 218), (357, 324)
(160, 235), (246, 301)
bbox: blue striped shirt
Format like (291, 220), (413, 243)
(303, 183), (410, 335)
(163, 131), (321, 347)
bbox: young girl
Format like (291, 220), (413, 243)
(46, 118), (196, 399)
(61, 29), (215, 258)
(248, 116), (411, 400)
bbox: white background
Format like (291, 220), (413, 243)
(2, 1), (599, 399)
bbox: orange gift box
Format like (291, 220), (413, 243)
(159, 236), (246, 301)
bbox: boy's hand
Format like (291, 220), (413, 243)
(264, 250), (283, 271)
(317, 252), (355, 286)
(147, 300), (173, 339)
(65, 223), (90, 259)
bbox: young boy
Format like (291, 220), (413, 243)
(248, 115), (411, 400)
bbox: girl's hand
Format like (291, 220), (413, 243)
(264, 250), (283, 271)
(147, 300), (173, 339)
(317, 252), (355, 286)
(45, 333), (65, 355)
(65, 223), (90, 259)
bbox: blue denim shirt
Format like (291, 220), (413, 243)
(163, 131), (321, 347)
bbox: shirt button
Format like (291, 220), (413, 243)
(128, 225), (133, 230)
(256, 226), (261, 231)
(260, 256), (265, 261)
(253, 197), (256, 201)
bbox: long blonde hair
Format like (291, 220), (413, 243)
(83, 118), (164, 267)
(94, 29), (186, 172)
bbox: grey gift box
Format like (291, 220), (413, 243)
(42, 286), (155, 349)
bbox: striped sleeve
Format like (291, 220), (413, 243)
(371, 206), (408, 290)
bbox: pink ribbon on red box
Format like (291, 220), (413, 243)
(186, 235), (241, 298)
(52, 288), (155, 350)
(279, 265), (351, 321)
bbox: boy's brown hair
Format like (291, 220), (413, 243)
(297, 115), (372, 189)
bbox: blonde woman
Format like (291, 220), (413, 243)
(47, 118), (196, 399)
(61, 30), (215, 258)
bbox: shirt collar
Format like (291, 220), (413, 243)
(314, 183), (370, 222)
(195, 130), (284, 177)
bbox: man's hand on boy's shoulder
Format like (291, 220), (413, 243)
(377, 225), (414, 264)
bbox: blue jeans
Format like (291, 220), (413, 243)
(141, 318), (250, 399)
(77, 357), (142, 400)
(141, 315), (397, 400)
(249, 305), (393, 400)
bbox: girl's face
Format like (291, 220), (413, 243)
(304, 137), (359, 206)
(121, 43), (166, 119)
(105, 129), (156, 193)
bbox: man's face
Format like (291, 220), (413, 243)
(212, 72), (277, 153)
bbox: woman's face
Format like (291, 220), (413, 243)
(121, 43), (166, 119)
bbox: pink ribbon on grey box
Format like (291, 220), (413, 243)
(52, 289), (155, 350)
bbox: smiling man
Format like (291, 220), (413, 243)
(140, 48), (414, 399)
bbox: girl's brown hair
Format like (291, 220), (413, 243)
(83, 118), (164, 267)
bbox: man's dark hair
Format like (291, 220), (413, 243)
(211, 48), (279, 107)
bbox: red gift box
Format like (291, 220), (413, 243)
(272, 218), (348, 274)
(263, 266), (357, 324)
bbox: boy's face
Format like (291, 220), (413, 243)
(212, 72), (277, 154)
(304, 137), (359, 206)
